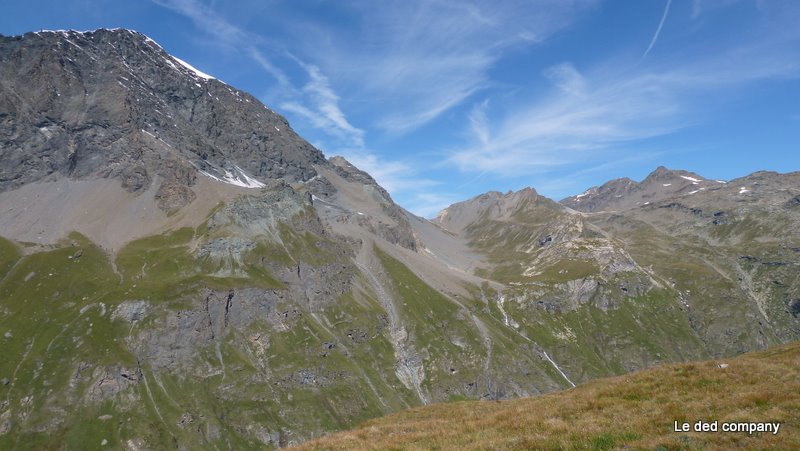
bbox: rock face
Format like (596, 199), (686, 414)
(328, 156), (393, 203)
(327, 156), (417, 250)
(0, 29), (324, 209)
(1, 28), (799, 450)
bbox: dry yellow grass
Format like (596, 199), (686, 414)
(294, 342), (800, 450)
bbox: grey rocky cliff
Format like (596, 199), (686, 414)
(197, 180), (356, 309)
(0, 29), (325, 208)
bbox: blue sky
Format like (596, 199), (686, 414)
(3, 0), (800, 217)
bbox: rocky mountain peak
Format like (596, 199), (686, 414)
(599, 177), (637, 193)
(560, 176), (635, 212)
(0, 28), (325, 208)
(434, 186), (555, 236)
(328, 155), (393, 203)
(645, 165), (672, 178)
(514, 186), (539, 198)
(561, 166), (725, 213)
(641, 166), (705, 185)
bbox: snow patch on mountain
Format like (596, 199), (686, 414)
(171, 56), (215, 80)
(198, 165), (265, 188)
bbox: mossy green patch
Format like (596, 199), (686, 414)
(115, 227), (200, 299)
(0, 234), (138, 445)
(277, 223), (337, 267)
(0, 236), (22, 280)
(505, 289), (708, 381)
(529, 259), (599, 284)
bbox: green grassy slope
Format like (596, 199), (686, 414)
(296, 341), (800, 450)
(0, 228), (416, 448)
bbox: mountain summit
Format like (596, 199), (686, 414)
(1, 29), (420, 250)
(1, 29), (322, 204)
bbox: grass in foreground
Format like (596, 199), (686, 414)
(294, 341), (800, 450)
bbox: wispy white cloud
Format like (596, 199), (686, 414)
(691, 0), (742, 19)
(249, 48), (291, 88)
(449, 16), (800, 178)
(152, 0), (291, 87)
(337, 151), (436, 194)
(409, 192), (463, 219)
(543, 63), (586, 96)
(450, 66), (679, 175)
(299, 0), (597, 133)
(152, 0), (244, 41)
(468, 100), (490, 146)
(364, 51), (493, 133)
(282, 62), (365, 148)
(643, 0), (673, 58)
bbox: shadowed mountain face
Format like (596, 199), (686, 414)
(1, 29), (799, 449)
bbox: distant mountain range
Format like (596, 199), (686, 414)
(1, 29), (798, 448)
(560, 166), (724, 212)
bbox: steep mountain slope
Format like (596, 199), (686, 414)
(0, 29), (322, 192)
(296, 341), (800, 450)
(0, 28), (326, 249)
